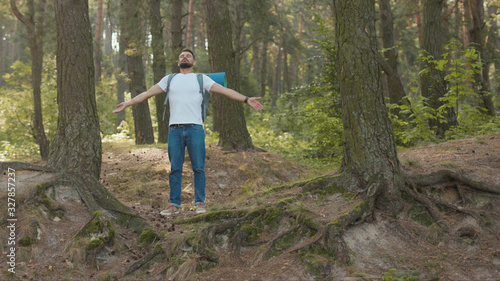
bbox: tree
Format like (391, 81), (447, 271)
(162, 0), (183, 131)
(10, 0), (50, 160)
(205, 0), (254, 150)
(48, 0), (145, 230)
(334, 0), (404, 215)
(467, 0), (495, 116)
(93, 0), (104, 83)
(150, 0), (168, 143)
(420, 0), (457, 137)
(378, 0), (407, 108)
(121, 0), (154, 144)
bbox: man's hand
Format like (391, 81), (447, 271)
(112, 102), (128, 113)
(247, 97), (264, 110)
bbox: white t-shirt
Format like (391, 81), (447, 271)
(157, 73), (215, 126)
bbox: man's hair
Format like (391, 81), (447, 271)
(180, 48), (195, 60)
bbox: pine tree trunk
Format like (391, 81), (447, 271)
(334, 0), (404, 213)
(10, 0), (50, 161)
(116, 27), (127, 129)
(420, 0), (457, 137)
(49, 0), (102, 178)
(186, 0), (194, 49)
(468, 0), (495, 116)
(94, 0), (104, 83)
(122, 0), (154, 145)
(150, 0), (168, 143)
(378, 0), (406, 106)
(206, 0), (253, 151)
(48, 0), (148, 233)
(170, 0), (183, 73)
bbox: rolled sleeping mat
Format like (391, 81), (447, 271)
(207, 72), (227, 87)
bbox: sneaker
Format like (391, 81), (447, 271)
(160, 205), (179, 216)
(195, 203), (207, 214)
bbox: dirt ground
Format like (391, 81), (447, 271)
(1, 133), (499, 280)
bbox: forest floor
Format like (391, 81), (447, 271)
(1, 133), (499, 280)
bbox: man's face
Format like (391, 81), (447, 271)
(178, 51), (196, 69)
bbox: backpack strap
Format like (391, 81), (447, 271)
(162, 73), (178, 121)
(197, 74), (210, 123)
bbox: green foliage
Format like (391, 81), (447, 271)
(388, 40), (500, 146)
(249, 10), (342, 169)
(382, 268), (421, 281)
(0, 58), (58, 160)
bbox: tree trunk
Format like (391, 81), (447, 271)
(94, 0), (104, 83)
(468, 0), (495, 116)
(170, 0), (183, 73)
(116, 26), (127, 129)
(49, 0), (147, 233)
(206, 0), (254, 151)
(260, 39), (268, 98)
(489, 5), (500, 97)
(10, 0), (50, 161)
(378, 0), (406, 107)
(49, 0), (102, 178)
(186, 0), (194, 49)
(150, 0), (168, 143)
(122, 0), (155, 145)
(334, 0), (404, 214)
(420, 0), (457, 137)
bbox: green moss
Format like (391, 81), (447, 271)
(353, 200), (368, 213)
(240, 224), (263, 243)
(138, 226), (157, 246)
(19, 236), (37, 247)
(78, 211), (106, 238)
(275, 197), (295, 207)
(86, 238), (104, 252)
(300, 253), (325, 276)
(83, 213), (116, 257)
(408, 205), (435, 226)
(262, 207), (283, 226)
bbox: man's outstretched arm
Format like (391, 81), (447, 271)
(112, 84), (164, 113)
(209, 83), (264, 111)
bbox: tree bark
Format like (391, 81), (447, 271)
(121, 0), (155, 145)
(206, 0), (254, 151)
(420, 0), (457, 137)
(468, 0), (495, 116)
(49, 0), (147, 233)
(94, 0), (104, 83)
(170, 0), (183, 73)
(49, 0), (102, 178)
(378, 0), (406, 107)
(150, 0), (168, 143)
(116, 25), (127, 129)
(334, 0), (404, 213)
(186, 0), (194, 49)
(10, 0), (50, 161)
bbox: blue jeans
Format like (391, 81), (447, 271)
(167, 124), (206, 207)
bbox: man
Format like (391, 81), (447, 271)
(113, 49), (264, 215)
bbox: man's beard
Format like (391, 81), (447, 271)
(179, 62), (193, 69)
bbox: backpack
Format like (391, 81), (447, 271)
(162, 73), (210, 123)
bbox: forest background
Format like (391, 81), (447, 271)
(0, 0), (499, 168)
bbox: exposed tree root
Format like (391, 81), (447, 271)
(1, 161), (55, 172)
(125, 246), (165, 276)
(409, 169), (500, 195)
(402, 182), (450, 232)
(180, 168), (499, 276)
(2, 162), (149, 234)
